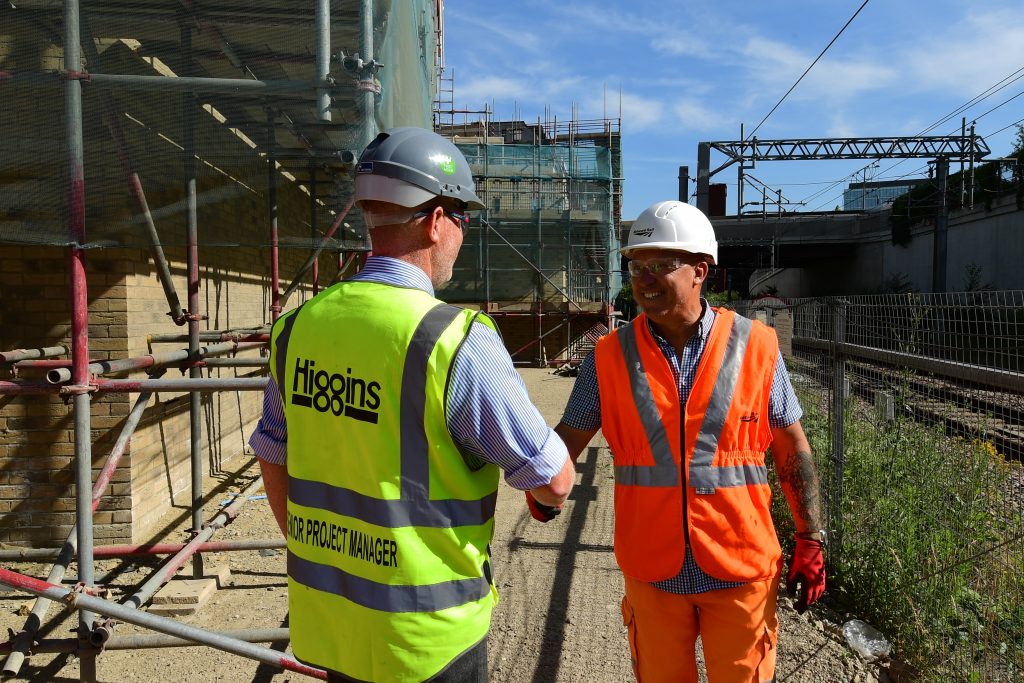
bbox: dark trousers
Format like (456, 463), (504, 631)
(326, 637), (488, 683)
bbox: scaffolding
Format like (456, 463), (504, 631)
(0, 1), (443, 680)
(436, 110), (623, 367)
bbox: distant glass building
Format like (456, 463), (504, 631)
(843, 179), (928, 210)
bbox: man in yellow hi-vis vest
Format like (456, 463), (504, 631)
(250, 127), (575, 683)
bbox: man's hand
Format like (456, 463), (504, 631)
(786, 537), (826, 613)
(525, 490), (563, 522)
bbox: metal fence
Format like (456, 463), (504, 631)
(735, 292), (1024, 682)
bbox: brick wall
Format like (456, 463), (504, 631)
(0, 247), (135, 544)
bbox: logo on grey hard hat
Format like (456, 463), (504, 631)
(357, 161), (374, 174)
(432, 154), (457, 176)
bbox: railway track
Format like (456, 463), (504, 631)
(789, 342), (1024, 462)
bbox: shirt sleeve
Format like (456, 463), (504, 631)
(248, 377), (288, 465)
(446, 320), (569, 491)
(768, 350), (803, 428)
(559, 351), (602, 431)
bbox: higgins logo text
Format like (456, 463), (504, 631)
(290, 357), (382, 424)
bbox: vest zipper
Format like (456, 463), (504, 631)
(681, 399), (691, 555)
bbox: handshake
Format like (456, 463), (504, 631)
(525, 490), (563, 523)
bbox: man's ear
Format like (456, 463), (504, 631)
(692, 260), (708, 285)
(424, 206), (445, 246)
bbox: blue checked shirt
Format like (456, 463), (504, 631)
(249, 256), (568, 491)
(561, 301), (803, 594)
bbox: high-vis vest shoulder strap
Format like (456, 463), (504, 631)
(595, 309), (782, 583)
(270, 281), (500, 682)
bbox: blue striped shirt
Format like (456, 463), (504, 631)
(560, 301), (803, 594)
(249, 256), (568, 491)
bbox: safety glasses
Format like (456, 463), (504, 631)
(414, 207), (471, 234)
(627, 257), (691, 278)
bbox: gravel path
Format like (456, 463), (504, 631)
(0, 369), (884, 682)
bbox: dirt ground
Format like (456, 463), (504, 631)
(0, 369), (884, 682)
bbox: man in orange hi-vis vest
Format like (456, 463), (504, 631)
(541, 200), (826, 683)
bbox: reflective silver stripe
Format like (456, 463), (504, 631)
(689, 315), (755, 492)
(287, 303), (497, 528)
(288, 553), (491, 613)
(703, 462), (769, 488)
(613, 322), (679, 487)
(273, 308), (303, 404)
(288, 476), (497, 528)
(400, 304), (480, 525)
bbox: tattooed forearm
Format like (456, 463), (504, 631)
(777, 449), (823, 531)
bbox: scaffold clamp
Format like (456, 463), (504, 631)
(92, 616), (119, 648)
(58, 384), (96, 398)
(59, 69), (91, 82)
(339, 51), (384, 78)
(62, 582), (93, 610)
(338, 50), (363, 71)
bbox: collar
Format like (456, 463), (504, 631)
(351, 255), (435, 296)
(646, 298), (716, 346)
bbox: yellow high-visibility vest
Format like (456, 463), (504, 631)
(271, 281), (500, 682)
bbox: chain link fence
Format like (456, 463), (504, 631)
(735, 292), (1024, 682)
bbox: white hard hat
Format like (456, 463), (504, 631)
(623, 200), (718, 265)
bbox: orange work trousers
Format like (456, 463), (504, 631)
(621, 573), (780, 683)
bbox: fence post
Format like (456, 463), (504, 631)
(829, 298), (847, 568)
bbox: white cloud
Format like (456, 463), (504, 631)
(902, 9), (1024, 92)
(546, 3), (666, 35)
(447, 13), (541, 53)
(650, 34), (713, 60)
(672, 98), (722, 132)
(543, 3), (716, 58)
(825, 114), (856, 139)
(739, 37), (897, 102)
(618, 92), (666, 131)
(456, 74), (589, 114)
(456, 76), (531, 105)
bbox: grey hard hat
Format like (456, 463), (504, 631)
(354, 127), (484, 210)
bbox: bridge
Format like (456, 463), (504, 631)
(712, 209), (889, 270)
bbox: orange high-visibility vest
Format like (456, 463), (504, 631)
(594, 308), (782, 583)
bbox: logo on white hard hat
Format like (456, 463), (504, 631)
(632, 226), (655, 237)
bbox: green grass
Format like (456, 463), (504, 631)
(775, 369), (1024, 681)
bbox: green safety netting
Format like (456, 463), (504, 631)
(0, 0), (439, 252)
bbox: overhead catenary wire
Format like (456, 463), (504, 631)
(805, 106), (1024, 212)
(759, 63), (1024, 211)
(969, 88), (1024, 125)
(988, 115), (1024, 138)
(914, 67), (1024, 136)
(745, 0), (871, 140)
(803, 100), (1018, 209)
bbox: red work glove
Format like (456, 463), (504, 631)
(525, 490), (562, 523)
(786, 537), (826, 614)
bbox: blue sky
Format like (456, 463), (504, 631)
(441, 0), (1024, 219)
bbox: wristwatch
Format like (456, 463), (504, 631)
(795, 529), (828, 546)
